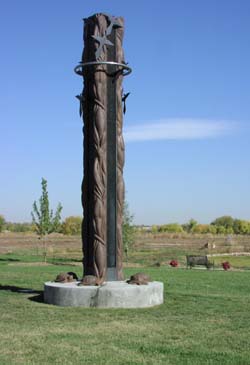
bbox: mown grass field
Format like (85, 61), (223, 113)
(1, 232), (250, 364)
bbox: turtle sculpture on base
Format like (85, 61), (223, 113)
(78, 275), (104, 286)
(127, 272), (152, 285)
(54, 272), (78, 283)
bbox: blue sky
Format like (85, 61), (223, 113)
(1, 0), (250, 224)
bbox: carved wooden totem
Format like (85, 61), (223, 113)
(74, 13), (131, 282)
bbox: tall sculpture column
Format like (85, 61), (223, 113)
(74, 13), (131, 282)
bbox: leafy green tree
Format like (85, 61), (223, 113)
(192, 224), (217, 234)
(159, 223), (183, 233)
(211, 216), (234, 229)
(233, 219), (250, 235)
(31, 178), (62, 261)
(216, 225), (227, 234)
(208, 225), (217, 234)
(123, 201), (135, 259)
(0, 215), (5, 233)
(225, 226), (234, 235)
(62, 216), (82, 235)
(182, 219), (198, 233)
(151, 225), (159, 233)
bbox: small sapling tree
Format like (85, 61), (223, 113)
(31, 178), (62, 262)
(123, 201), (135, 259)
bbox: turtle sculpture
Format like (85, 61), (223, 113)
(127, 272), (152, 285)
(78, 275), (103, 286)
(54, 272), (78, 283)
(67, 272), (78, 280)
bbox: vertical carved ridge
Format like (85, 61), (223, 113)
(82, 14), (108, 281)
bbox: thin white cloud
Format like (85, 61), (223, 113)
(124, 118), (236, 142)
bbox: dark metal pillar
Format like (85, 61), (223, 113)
(74, 13), (131, 282)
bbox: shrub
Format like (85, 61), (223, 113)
(159, 223), (183, 233)
(233, 219), (250, 235)
(226, 227), (234, 234)
(182, 219), (198, 233)
(151, 225), (159, 233)
(62, 216), (82, 235)
(169, 260), (178, 267)
(216, 225), (227, 234)
(192, 224), (217, 234)
(222, 261), (230, 270)
(0, 215), (5, 233)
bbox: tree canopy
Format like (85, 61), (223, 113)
(31, 178), (62, 237)
(62, 216), (82, 235)
(211, 216), (234, 229)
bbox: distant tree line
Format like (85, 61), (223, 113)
(151, 216), (250, 235)
(0, 216), (82, 236)
(2, 215), (250, 236)
(0, 215), (36, 233)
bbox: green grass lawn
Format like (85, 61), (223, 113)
(1, 259), (250, 364)
(212, 255), (250, 269)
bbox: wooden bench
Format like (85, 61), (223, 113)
(186, 255), (214, 269)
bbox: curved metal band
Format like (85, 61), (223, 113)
(74, 61), (132, 77)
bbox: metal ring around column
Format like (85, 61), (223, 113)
(74, 61), (132, 77)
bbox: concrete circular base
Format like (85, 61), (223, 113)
(44, 281), (164, 308)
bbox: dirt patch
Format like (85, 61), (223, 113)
(123, 262), (144, 268)
(0, 232), (81, 254)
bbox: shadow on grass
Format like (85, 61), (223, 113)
(0, 284), (44, 303)
(0, 284), (42, 294)
(0, 258), (20, 262)
(28, 293), (44, 303)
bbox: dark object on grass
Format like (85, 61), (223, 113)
(186, 255), (214, 269)
(55, 272), (76, 283)
(222, 261), (230, 270)
(78, 275), (103, 286)
(152, 261), (161, 267)
(169, 260), (178, 267)
(127, 273), (152, 285)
